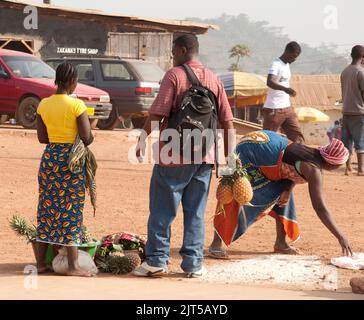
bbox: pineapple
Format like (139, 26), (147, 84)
(216, 178), (234, 205)
(216, 153), (253, 208)
(81, 225), (92, 243)
(97, 251), (141, 274)
(125, 252), (141, 270)
(9, 215), (36, 243)
(107, 252), (133, 274)
(233, 176), (253, 205)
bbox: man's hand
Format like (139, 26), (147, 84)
(284, 87), (297, 97)
(136, 137), (146, 163)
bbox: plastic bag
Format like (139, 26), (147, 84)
(52, 247), (98, 275)
(330, 252), (364, 270)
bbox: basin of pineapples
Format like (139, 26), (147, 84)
(216, 153), (253, 212)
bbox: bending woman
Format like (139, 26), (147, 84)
(36, 62), (94, 276)
(209, 130), (352, 258)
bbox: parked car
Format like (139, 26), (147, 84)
(0, 49), (112, 129)
(45, 56), (165, 129)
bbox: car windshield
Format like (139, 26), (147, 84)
(131, 62), (165, 82)
(2, 55), (55, 79)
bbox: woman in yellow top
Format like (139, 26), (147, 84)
(36, 62), (94, 277)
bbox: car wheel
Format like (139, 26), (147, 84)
(97, 106), (120, 130)
(0, 115), (9, 124)
(131, 117), (146, 129)
(16, 96), (39, 129)
(120, 117), (133, 129)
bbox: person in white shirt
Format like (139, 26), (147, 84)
(262, 42), (304, 143)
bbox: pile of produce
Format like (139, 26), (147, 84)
(216, 153), (253, 211)
(95, 232), (146, 274)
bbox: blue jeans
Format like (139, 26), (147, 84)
(145, 164), (213, 273)
(342, 115), (364, 154)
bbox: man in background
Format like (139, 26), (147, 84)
(327, 120), (341, 142)
(341, 45), (364, 176)
(262, 42), (304, 143)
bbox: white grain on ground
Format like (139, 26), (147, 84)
(201, 255), (338, 291)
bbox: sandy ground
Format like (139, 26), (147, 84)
(0, 126), (363, 300)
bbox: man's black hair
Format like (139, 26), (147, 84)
(351, 45), (364, 60)
(55, 62), (78, 88)
(285, 41), (301, 54)
(173, 34), (199, 54)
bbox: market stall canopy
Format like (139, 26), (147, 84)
(218, 72), (268, 107)
(295, 107), (330, 123)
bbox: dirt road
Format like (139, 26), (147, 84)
(0, 126), (363, 299)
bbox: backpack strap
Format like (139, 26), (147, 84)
(182, 64), (201, 87)
(183, 64), (220, 177)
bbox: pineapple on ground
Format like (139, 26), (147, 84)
(98, 251), (142, 275)
(107, 252), (132, 274)
(124, 252), (141, 270)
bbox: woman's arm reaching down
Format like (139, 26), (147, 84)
(300, 161), (352, 256)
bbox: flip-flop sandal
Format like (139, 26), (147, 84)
(207, 247), (229, 260)
(273, 246), (301, 255)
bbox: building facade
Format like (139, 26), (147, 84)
(0, 0), (217, 70)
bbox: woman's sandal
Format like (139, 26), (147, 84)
(207, 247), (230, 260)
(273, 246), (301, 255)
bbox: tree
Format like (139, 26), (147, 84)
(229, 44), (251, 71)
(191, 14), (348, 74)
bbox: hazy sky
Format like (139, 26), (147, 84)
(31, 0), (363, 53)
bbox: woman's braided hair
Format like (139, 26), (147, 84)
(55, 62), (78, 89)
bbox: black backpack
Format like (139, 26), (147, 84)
(166, 64), (219, 163)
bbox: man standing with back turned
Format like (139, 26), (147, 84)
(133, 34), (234, 278)
(262, 41), (304, 143)
(341, 45), (364, 176)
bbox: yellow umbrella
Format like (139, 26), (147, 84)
(218, 72), (268, 107)
(295, 107), (330, 122)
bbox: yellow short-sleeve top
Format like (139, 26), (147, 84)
(37, 94), (87, 143)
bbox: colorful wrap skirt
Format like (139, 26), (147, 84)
(36, 143), (86, 246)
(214, 130), (301, 246)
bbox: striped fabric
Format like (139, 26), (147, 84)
(68, 135), (97, 215)
(318, 138), (349, 165)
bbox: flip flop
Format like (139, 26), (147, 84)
(207, 247), (229, 260)
(273, 246), (301, 255)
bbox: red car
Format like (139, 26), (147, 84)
(0, 49), (112, 129)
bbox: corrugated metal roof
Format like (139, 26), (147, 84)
(0, 0), (219, 33)
(290, 75), (342, 111)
